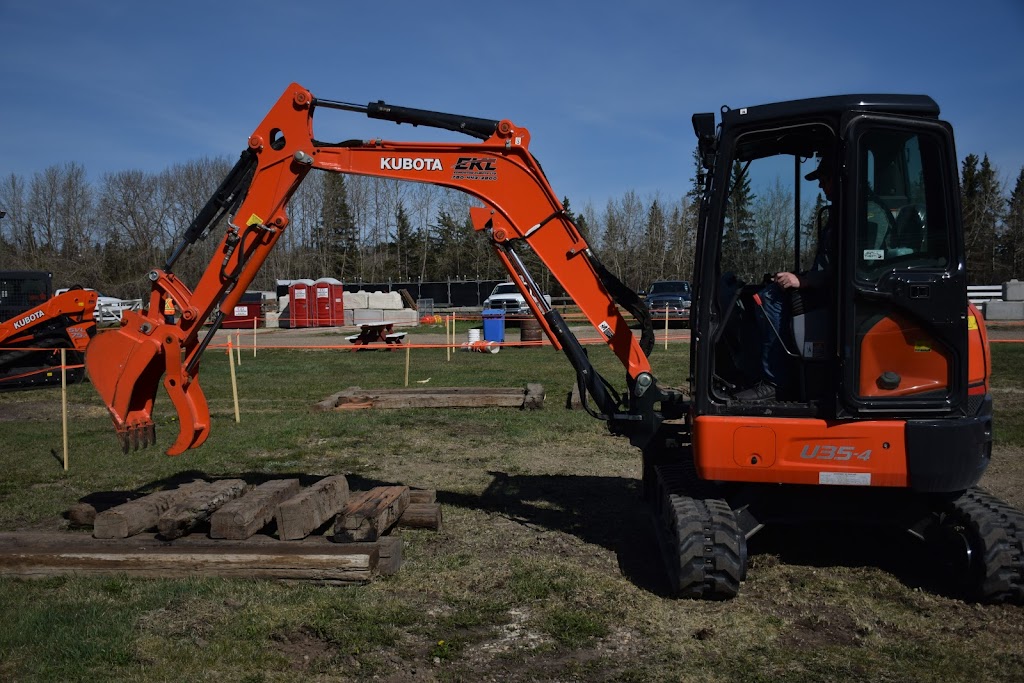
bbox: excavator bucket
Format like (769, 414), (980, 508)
(85, 311), (210, 456)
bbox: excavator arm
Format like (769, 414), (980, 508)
(86, 83), (677, 455)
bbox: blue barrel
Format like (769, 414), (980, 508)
(482, 309), (505, 343)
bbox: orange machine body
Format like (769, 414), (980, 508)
(0, 288), (97, 389)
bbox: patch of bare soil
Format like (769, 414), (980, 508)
(980, 444), (1024, 509)
(270, 627), (335, 672)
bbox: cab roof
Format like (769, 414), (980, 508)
(719, 94), (940, 129)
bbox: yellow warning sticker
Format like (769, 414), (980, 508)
(914, 341), (931, 352)
(247, 214), (264, 227)
(968, 315), (979, 330)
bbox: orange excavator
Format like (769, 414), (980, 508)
(84, 84), (1023, 603)
(1, 271), (97, 390)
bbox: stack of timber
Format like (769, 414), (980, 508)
(316, 383), (545, 411)
(0, 477), (442, 584)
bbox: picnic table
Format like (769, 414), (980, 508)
(346, 321), (407, 347)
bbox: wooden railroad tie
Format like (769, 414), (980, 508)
(2, 478), (443, 583)
(315, 384), (544, 411)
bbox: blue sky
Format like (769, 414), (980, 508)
(2, 0), (1022, 212)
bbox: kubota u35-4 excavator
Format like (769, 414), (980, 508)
(84, 84), (1023, 603)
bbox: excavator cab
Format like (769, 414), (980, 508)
(692, 96), (984, 431)
(642, 95), (1012, 603)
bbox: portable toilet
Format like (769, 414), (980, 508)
(313, 278), (345, 327)
(288, 279), (315, 328)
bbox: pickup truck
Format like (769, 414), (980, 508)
(644, 280), (692, 321)
(482, 282), (551, 315)
(54, 288), (139, 326)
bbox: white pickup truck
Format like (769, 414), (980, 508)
(482, 282), (552, 315)
(54, 288), (140, 325)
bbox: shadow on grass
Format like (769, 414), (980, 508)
(437, 471), (973, 602)
(438, 471), (673, 597)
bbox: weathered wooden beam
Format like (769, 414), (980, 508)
(376, 535), (403, 576)
(158, 479), (249, 540)
(523, 382), (545, 410)
(397, 502), (442, 531)
(67, 503), (97, 529)
(210, 479), (301, 540)
(93, 481), (210, 539)
(334, 486), (410, 542)
(316, 385), (545, 411)
(276, 475), (350, 541)
(408, 489), (436, 505)
(0, 532), (377, 583)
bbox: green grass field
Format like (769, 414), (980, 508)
(1, 341), (1022, 682)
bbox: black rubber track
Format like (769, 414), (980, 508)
(944, 488), (1024, 605)
(653, 462), (746, 599)
(0, 338), (85, 391)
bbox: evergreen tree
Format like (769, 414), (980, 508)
(393, 201), (413, 281)
(561, 196), (592, 242)
(1001, 168), (1024, 280)
(320, 174), (357, 279)
(723, 161), (756, 279)
(643, 198), (668, 283)
(961, 154), (1002, 283)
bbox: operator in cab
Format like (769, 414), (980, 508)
(734, 151), (835, 401)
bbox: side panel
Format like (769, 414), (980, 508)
(693, 415), (908, 487)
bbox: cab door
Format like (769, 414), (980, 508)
(840, 116), (968, 417)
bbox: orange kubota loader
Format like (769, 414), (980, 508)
(84, 85), (1023, 603)
(1, 271), (97, 390)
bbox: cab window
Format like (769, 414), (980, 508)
(856, 129), (951, 281)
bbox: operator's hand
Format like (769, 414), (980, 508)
(774, 272), (800, 289)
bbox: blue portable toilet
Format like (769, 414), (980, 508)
(481, 309), (505, 343)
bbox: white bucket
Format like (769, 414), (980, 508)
(467, 328), (482, 343)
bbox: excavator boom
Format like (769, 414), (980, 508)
(86, 83), (672, 455)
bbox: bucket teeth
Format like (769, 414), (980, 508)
(117, 422), (156, 453)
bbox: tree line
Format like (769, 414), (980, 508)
(0, 152), (1021, 300)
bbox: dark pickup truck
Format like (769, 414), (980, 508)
(644, 280), (691, 321)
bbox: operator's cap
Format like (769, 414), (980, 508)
(805, 151), (834, 181)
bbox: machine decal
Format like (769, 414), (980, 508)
(800, 444), (872, 461)
(452, 157), (498, 181)
(13, 310), (45, 330)
(379, 157), (442, 171)
(818, 472), (871, 486)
